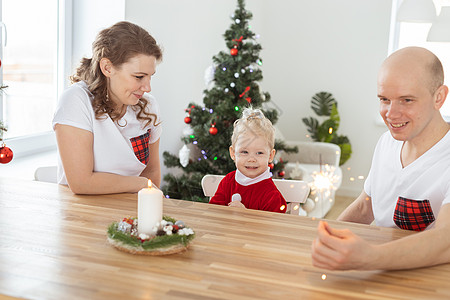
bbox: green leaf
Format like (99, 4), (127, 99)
(318, 119), (337, 143)
(311, 92), (337, 116)
(301, 117), (319, 141)
(339, 143), (352, 166)
(329, 104), (340, 131)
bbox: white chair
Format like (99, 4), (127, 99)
(34, 166), (57, 183)
(201, 174), (310, 215)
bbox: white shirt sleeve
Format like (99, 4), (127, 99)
(52, 82), (94, 132)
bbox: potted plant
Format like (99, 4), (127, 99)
(302, 91), (352, 165)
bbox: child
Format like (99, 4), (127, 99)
(209, 108), (287, 213)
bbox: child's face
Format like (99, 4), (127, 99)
(229, 133), (276, 178)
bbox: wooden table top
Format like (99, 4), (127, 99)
(1, 178), (449, 300)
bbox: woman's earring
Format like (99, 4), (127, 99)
(105, 92), (109, 102)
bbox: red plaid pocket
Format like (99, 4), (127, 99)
(130, 129), (151, 165)
(393, 197), (435, 231)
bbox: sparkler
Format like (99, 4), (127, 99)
(310, 155), (340, 218)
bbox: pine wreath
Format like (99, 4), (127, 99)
(107, 216), (195, 255)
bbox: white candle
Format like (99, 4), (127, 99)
(138, 180), (163, 234)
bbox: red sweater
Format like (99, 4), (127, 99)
(209, 171), (287, 213)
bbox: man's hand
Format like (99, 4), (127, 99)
(311, 221), (378, 270)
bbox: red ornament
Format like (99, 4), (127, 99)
(184, 116), (192, 124)
(278, 170), (285, 177)
(239, 86), (251, 98)
(0, 145), (13, 164)
(230, 48), (238, 56)
(232, 36), (244, 43)
(209, 125), (218, 135)
(245, 97), (252, 103)
(268, 163), (274, 169)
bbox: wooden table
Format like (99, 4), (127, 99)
(1, 178), (449, 300)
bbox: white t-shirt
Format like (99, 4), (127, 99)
(364, 130), (450, 230)
(52, 81), (162, 185)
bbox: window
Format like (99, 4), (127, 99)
(390, 0), (450, 119)
(0, 0), (70, 157)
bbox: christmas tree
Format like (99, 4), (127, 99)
(162, 0), (296, 202)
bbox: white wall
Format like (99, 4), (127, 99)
(71, 0), (126, 73)
(125, 0), (392, 197)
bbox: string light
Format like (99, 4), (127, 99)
(189, 135), (195, 139)
(234, 106), (239, 111)
(328, 127), (333, 134)
(321, 274), (327, 280)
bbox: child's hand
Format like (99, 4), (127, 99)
(228, 201), (246, 208)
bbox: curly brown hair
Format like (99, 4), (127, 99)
(70, 21), (162, 127)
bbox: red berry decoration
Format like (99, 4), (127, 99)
(184, 116), (192, 124)
(0, 145), (13, 164)
(230, 48), (238, 56)
(209, 125), (218, 135)
(268, 163), (274, 169)
(278, 170), (285, 178)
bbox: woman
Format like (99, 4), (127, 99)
(53, 21), (162, 194)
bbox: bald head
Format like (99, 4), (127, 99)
(380, 47), (444, 95)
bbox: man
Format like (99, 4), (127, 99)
(311, 47), (450, 270)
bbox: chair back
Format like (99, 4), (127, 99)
(201, 174), (310, 215)
(34, 166), (57, 183)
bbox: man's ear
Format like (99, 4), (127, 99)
(269, 149), (276, 163)
(99, 58), (114, 77)
(229, 146), (235, 161)
(434, 85), (449, 110)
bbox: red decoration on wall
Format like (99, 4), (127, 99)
(278, 170), (285, 178)
(230, 47), (238, 56)
(184, 117), (192, 124)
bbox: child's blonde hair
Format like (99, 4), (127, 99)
(231, 107), (275, 149)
